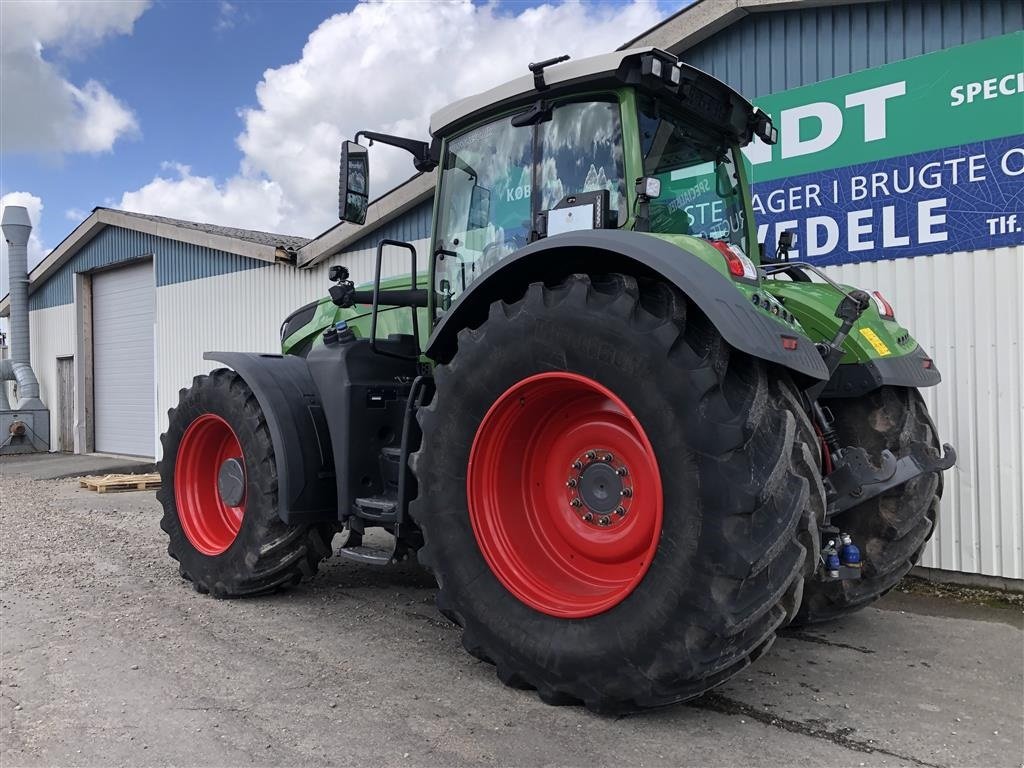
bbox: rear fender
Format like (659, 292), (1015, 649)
(203, 352), (336, 525)
(426, 230), (830, 381)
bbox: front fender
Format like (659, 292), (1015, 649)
(426, 230), (829, 381)
(204, 352), (337, 525)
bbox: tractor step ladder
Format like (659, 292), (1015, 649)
(352, 495), (398, 523)
(336, 542), (396, 566)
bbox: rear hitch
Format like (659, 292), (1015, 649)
(825, 441), (956, 517)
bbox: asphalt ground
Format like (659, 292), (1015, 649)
(1, 456), (1022, 767)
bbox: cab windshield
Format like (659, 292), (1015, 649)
(434, 99), (625, 309)
(638, 98), (748, 253)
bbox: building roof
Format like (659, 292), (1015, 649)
(619, 0), (880, 54)
(97, 208), (311, 251)
(0, 207), (307, 316)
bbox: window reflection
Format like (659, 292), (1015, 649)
(434, 100), (627, 311)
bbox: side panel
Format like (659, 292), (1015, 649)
(203, 352), (336, 525)
(425, 230), (830, 380)
(305, 338), (417, 519)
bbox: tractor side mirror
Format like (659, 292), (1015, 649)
(339, 141), (369, 224)
(468, 184), (491, 231)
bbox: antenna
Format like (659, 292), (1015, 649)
(528, 55), (570, 91)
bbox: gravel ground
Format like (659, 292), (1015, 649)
(1, 462), (1022, 768)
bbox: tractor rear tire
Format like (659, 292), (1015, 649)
(158, 369), (334, 597)
(794, 386), (942, 624)
(411, 274), (824, 713)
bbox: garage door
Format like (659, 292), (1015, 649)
(93, 261), (155, 456)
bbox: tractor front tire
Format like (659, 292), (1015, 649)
(795, 386), (942, 624)
(158, 369), (334, 597)
(411, 274), (824, 713)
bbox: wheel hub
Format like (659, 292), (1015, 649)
(568, 451), (631, 526)
(217, 457), (246, 507)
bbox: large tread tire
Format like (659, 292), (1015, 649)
(157, 369), (334, 598)
(411, 274), (823, 713)
(795, 386), (942, 624)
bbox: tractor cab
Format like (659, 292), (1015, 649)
(336, 48), (777, 318)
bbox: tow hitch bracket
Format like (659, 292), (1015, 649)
(825, 441), (956, 517)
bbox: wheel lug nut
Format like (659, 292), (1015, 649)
(598, 516), (611, 526)
(620, 488), (633, 498)
(603, 453), (613, 462)
(570, 498), (582, 508)
(566, 478), (577, 488)
(585, 450), (597, 461)
(582, 512), (593, 522)
(616, 467), (628, 477)
(615, 506), (626, 516)
(572, 460), (583, 470)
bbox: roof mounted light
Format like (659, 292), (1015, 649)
(751, 107), (778, 145)
(640, 53), (679, 88)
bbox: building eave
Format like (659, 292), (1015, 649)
(0, 208), (291, 317)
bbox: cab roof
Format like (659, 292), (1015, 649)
(428, 47), (761, 146)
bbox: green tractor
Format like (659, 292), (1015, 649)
(158, 49), (955, 712)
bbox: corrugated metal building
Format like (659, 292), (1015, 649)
(1, 0), (1020, 582)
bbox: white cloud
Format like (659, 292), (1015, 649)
(118, 163), (290, 232)
(0, 0), (148, 155)
(0, 192), (47, 301)
(216, 1), (238, 31)
(117, 0), (665, 237)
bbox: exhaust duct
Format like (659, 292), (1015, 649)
(1, 204), (49, 453)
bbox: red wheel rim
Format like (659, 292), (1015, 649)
(174, 414), (246, 555)
(467, 372), (663, 618)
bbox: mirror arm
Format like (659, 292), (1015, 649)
(354, 130), (437, 172)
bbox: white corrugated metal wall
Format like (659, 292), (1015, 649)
(152, 237), (429, 453)
(26, 303), (76, 451)
(824, 246), (1024, 579)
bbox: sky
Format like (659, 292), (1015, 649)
(0, 0), (684, 295)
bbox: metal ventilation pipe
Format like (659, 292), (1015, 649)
(1, 204), (43, 408)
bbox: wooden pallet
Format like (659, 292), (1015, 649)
(79, 473), (161, 493)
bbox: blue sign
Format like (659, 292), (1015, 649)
(751, 135), (1024, 266)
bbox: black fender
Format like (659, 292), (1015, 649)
(820, 345), (942, 399)
(203, 352), (336, 525)
(425, 230), (829, 381)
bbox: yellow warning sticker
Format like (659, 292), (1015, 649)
(859, 327), (892, 357)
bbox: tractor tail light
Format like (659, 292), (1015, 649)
(709, 241), (756, 280)
(871, 290), (895, 319)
